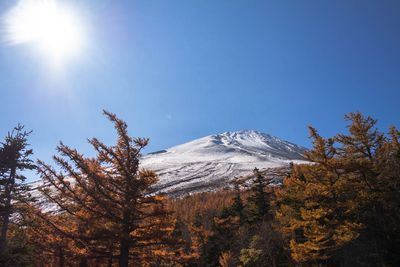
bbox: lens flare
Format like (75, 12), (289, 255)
(2, 0), (86, 65)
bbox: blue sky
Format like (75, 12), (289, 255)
(1, 0), (400, 181)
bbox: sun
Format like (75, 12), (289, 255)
(3, 0), (86, 65)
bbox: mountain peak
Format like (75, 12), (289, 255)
(206, 130), (305, 158)
(220, 129), (264, 135)
(141, 130), (308, 196)
(216, 130), (269, 140)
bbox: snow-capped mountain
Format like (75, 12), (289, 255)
(141, 130), (308, 196)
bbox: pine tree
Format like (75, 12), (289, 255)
(35, 111), (181, 267)
(231, 181), (245, 220)
(246, 168), (271, 223)
(218, 180), (244, 222)
(0, 124), (35, 255)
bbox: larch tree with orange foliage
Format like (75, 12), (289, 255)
(35, 111), (182, 267)
(276, 113), (400, 266)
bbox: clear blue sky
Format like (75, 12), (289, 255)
(1, 0), (400, 181)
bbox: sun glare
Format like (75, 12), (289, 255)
(3, 0), (86, 65)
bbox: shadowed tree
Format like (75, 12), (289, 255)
(246, 168), (272, 223)
(0, 125), (35, 255)
(230, 180), (245, 222)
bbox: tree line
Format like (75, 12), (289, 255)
(0, 111), (399, 266)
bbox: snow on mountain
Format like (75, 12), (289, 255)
(141, 130), (309, 196)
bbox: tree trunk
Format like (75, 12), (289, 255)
(0, 210), (10, 253)
(58, 245), (64, 267)
(108, 247), (113, 267)
(0, 168), (16, 254)
(119, 205), (131, 266)
(79, 257), (88, 267)
(119, 239), (129, 267)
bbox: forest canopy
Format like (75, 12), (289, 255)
(0, 112), (398, 267)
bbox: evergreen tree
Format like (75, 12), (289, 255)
(246, 168), (271, 223)
(35, 111), (181, 267)
(231, 181), (245, 221)
(0, 124), (35, 255)
(218, 180), (244, 221)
